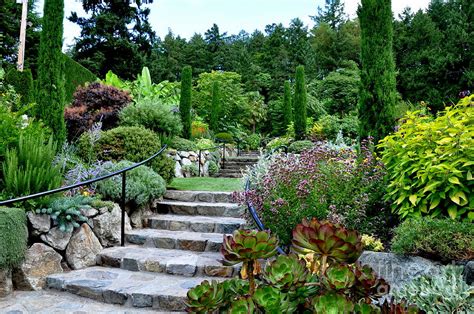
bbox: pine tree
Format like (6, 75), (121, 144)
(282, 81), (292, 129)
(311, 0), (346, 29)
(210, 81), (221, 132)
(358, 0), (397, 143)
(293, 66), (307, 140)
(36, 0), (66, 144)
(179, 66), (192, 139)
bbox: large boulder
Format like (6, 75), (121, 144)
(40, 227), (73, 251)
(357, 251), (441, 290)
(12, 243), (63, 290)
(0, 269), (13, 297)
(27, 212), (50, 236)
(464, 261), (474, 285)
(66, 224), (103, 270)
(92, 204), (131, 247)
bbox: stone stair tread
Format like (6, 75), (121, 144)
(46, 266), (225, 310)
(159, 200), (238, 208)
(147, 214), (245, 225)
(98, 246), (238, 277)
(127, 229), (225, 241)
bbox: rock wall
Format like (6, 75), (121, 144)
(168, 147), (236, 178)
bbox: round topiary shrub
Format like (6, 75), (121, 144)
(289, 140), (314, 153)
(215, 132), (234, 143)
(153, 154), (175, 184)
(0, 207), (27, 270)
(170, 137), (197, 151)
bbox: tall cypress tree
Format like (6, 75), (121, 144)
(210, 81), (221, 132)
(36, 0), (66, 144)
(282, 81), (292, 130)
(358, 0), (397, 143)
(179, 66), (192, 139)
(293, 66), (307, 140)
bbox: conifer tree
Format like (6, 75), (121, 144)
(293, 66), (307, 140)
(36, 0), (66, 144)
(282, 80), (292, 130)
(210, 81), (221, 132)
(179, 66), (192, 139)
(358, 0), (397, 143)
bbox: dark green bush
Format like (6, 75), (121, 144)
(288, 140), (314, 153)
(170, 137), (198, 151)
(215, 132), (234, 143)
(391, 218), (474, 262)
(5, 67), (34, 109)
(318, 113), (359, 141)
(208, 160), (219, 176)
(97, 161), (166, 207)
(153, 154), (175, 184)
(62, 54), (97, 103)
(242, 133), (261, 151)
(0, 207), (27, 269)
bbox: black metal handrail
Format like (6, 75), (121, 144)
(0, 145), (168, 246)
(244, 144), (289, 255)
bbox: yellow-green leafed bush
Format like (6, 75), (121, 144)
(0, 208), (27, 269)
(379, 96), (474, 221)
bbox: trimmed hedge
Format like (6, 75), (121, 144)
(5, 67), (34, 109)
(0, 207), (27, 269)
(391, 218), (474, 262)
(62, 54), (97, 103)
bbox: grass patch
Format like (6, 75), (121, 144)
(168, 177), (243, 192)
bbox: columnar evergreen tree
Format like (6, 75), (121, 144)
(282, 81), (292, 129)
(293, 66), (307, 140)
(36, 0), (66, 144)
(358, 0), (397, 143)
(210, 81), (221, 132)
(179, 66), (192, 139)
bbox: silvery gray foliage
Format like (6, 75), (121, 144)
(242, 152), (277, 190)
(393, 265), (474, 313)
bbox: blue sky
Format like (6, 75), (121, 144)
(33, 0), (431, 49)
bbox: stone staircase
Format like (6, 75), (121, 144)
(46, 190), (246, 311)
(217, 154), (260, 178)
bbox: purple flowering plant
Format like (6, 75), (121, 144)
(236, 138), (390, 246)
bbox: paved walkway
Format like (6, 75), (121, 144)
(0, 290), (172, 313)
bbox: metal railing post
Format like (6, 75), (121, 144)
(121, 172), (126, 247)
(237, 140), (241, 157)
(198, 150), (202, 177)
(222, 143), (226, 169)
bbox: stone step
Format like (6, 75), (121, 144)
(46, 266), (223, 311)
(164, 190), (233, 203)
(145, 214), (245, 233)
(126, 229), (224, 252)
(97, 246), (239, 278)
(221, 164), (248, 170)
(156, 200), (244, 218)
(225, 156), (259, 162)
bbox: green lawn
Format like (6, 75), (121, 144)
(168, 177), (243, 192)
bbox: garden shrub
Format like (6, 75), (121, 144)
(2, 132), (62, 198)
(182, 164), (199, 177)
(64, 82), (131, 141)
(62, 54), (97, 103)
(152, 154), (175, 184)
(239, 140), (389, 245)
(192, 120), (210, 139)
(36, 195), (91, 232)
(208, 160), (219, 176)
(242, 133), (261, 151)
(265, 137), (291, 151)
(318, 113), (359, 141)
(195, 138), (216, 150)
(5, 67), (34, 109)
(379, 96), (474, 222)
(97, 161), (166, 207)
(170, 137), (197, 151)
(393, 265), (474, 313)
(391, 218), (473, 262)
(215, 132), (234, 143)
(288, 140), (314, 153)
(0, 207), (27, 270)
(119, 98), (182, 138)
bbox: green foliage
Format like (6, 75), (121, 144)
(5, 68), (34, 109)
(97, 161), (166, 207)
(288, 140), (314, 153)
(293, 66), (307, 140)
(182, 164), (199, 177)
(242, 134), (261, 151)
(358, 0), (397, 143)
(36, 0), (66, 144)
(151, 154), (175, 184)
(215, 132), (234, 143)
(0, 207), (27, 270)
(265, 137), (291, 151)
(393, 266), (474, 313)
(179, 66), (192, 139)
(318, 112), (359, 141)
(62, 54), (97, 103)
(361, 234), (384, 252)
(379, 97), (474, 222)
(191, 120), (210, 139)
(119, 98), (182, 138)
(194, 138), (215, 150)
(2, 132), (62, 198)
(282, 81), (293, 128)
(391, 218), (474, 262)
(169, 137), (197, 151)
(36, 195), (94, 232)
(210, 81), (221, 132)
(207, 160), (219, 176)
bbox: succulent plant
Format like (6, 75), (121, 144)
(354, 301), (382, 314)
(291, 218), (363, 270)
(380, 297), (421, 314)
(186, 280), (225, 313)
(221, 229), (279, 266)
(263, 254), (313, 290)
(352, 263), (390, 300)
(311, 292), (355, 313)
(322, 264), (356, 290)
(228, 296), (256, 314)
(253, 286), (297, 313)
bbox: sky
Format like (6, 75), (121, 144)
(33, 0), (432, 50)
